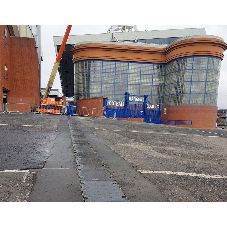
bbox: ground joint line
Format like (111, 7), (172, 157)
(138, 170), (227, 179)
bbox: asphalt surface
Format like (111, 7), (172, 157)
(0, 114), (83, 202)
(69, 117), (166, 202)
(77, 117), (227, 202)
(28, 117), (83, 202)
(0, 114), (58, 170)
(1, 113), (227, 202)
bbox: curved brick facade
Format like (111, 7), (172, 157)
(72, 37), (227, 63)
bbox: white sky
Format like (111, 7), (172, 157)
(41, 25), (227, 109)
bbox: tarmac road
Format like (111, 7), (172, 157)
(1, 114), (227, 202)
(0, 114), (83, 202)
(76, 117), (227, 202)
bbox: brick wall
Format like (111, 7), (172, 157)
(76, 97), (104, 117)
(0, 26), (40, 112)
(7, 37), (40, 112)
(0, 25), (11, 92)
(161, 105), (218, 129)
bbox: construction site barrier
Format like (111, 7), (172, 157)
(66, 106), (77, 116)
(36, 105), (65, 115)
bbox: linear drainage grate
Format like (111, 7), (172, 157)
(68, 117), (128, 202)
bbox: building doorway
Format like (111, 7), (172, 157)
(3, 92), (8, 112)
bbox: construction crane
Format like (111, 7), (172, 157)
(43, 25), (72, 100)
(39, 25), (72, 114)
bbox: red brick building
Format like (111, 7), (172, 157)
(0, 25), (40, 112)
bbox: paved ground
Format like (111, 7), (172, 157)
(76, 117), (227, 202)
(0, 114), (83, 202)
(1, 114), (227, 202)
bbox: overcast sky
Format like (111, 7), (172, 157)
(41, 25), (227, 109)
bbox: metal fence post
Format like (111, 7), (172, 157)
(143, 95), (148, 122)
(124, 92), (129, 118)
(103, 98), (108, 118)
(158, 104), (162, 124)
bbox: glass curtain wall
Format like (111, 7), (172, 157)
(74, 60), (164, 104)
(164, 56), (220, 106)
(74, 56), (221, 106)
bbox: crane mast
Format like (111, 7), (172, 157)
(43, 25), (72, 99)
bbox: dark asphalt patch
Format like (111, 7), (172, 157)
(0, 114), (60, 170)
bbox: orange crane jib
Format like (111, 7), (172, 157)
(42, 25), (72, 100)
(56, 25), (72, 63)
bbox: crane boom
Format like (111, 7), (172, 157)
(43, 25), (72, 99)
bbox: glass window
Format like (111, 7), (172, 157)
(128, 85), (139, 96)
(190, 94), (204, 105)
(115, 73), (128, 83)
(207, 70), (218, 82)
(89, 83), (101, 93)
(192, 70), (206, 81)
(115, 84), (127, 94)
(191, 82), (205, 93)
(178, 70), (191, 82)
(141, 64), (153, 74)
(193, 57), (208, 69)
(208, 57), (220, 70)
(206, 82), (218, 94)
(102, 73), (114, 83)
(141, 74), (152, 84)
(205, 94), (217, 106)
(128, 74), (140, 84)
(103, 61), (115, 72)
(177, 94), (190, 105)
(140, 85), (152, 96)
(89, 72), (101, 83)
(178, 82), (191, 93)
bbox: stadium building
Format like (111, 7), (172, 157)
(54, 26), (227, 129)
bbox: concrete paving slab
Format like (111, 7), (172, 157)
(28, 117), (83, 202)
(78, 169), (113, 181)
(81, 181), (127, 202)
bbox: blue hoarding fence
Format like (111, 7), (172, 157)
(66, 105), (77, 116)
(104, 92), (162, 124)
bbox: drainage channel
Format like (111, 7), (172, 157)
(68, 117), (128, 202)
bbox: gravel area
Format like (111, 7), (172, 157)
(0, 171), (35, 202)
(76, 117), (227, 202)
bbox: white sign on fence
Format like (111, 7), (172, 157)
(129, 96), (144, 102)
(107, 101), (125, 106)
